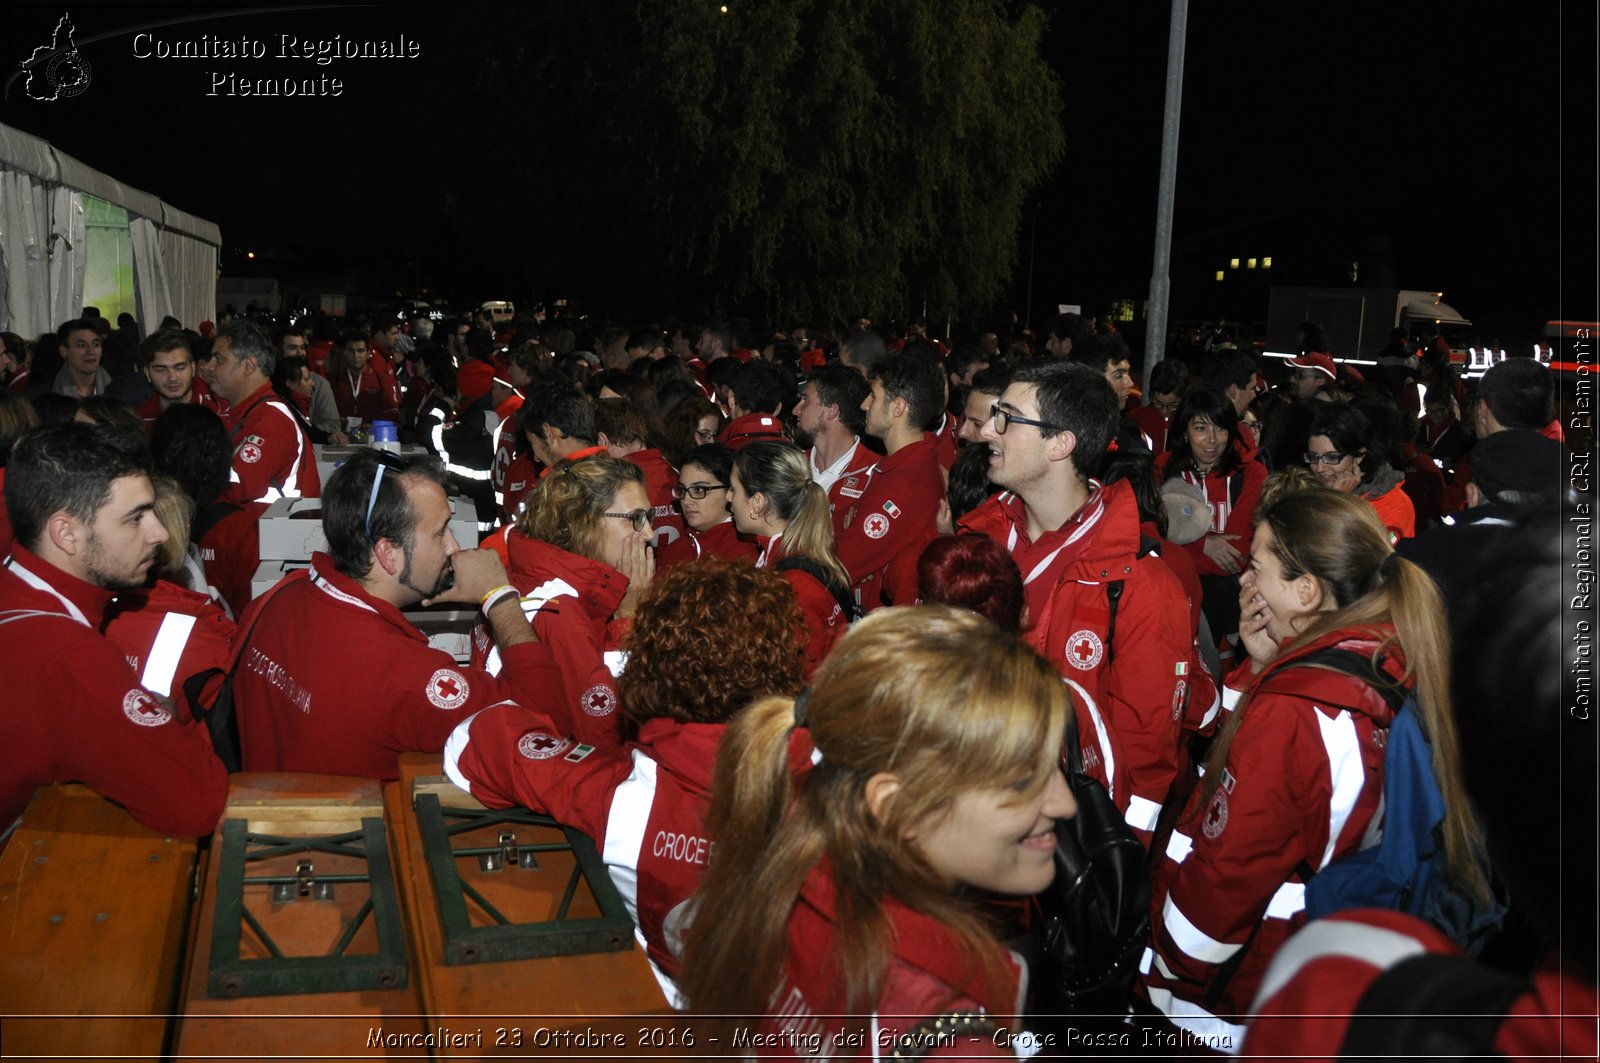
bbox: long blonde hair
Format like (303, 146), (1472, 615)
(734, 440), (850, 589)
(148, 475), (194, 580)
(1197, 487), (1487, 901)
(515, 455), (642, 560)
(679, 606), (1069, 1018)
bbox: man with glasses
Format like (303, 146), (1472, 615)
(208, 320), (320, 513)
(835, 353), (946, 611)
(961, 361), (1201, 847)
(233, 450), (565, 779)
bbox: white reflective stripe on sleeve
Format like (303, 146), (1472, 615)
(441, 711), (485, 795)
(1152, 950), (1177, 980)
(1315, 707), (1364, 869)
(431, 420), (450, 462)
(1064, 678), (1116, 803)
(1125, 794), (1162, 832)
(1264, 880), (1307, 920)
(265, 400), (307, 497)
(601, 749), (658, 926)
(228, 467), (242, 484)
(1161, 895), (1242, 964)
(603, 650), (629, 678)
(253, 486), (285, 504)
(1199, 684), (1223, 728)
(1221, 684), (1245, 712)
(1165, 830), (1194, 864)
(1140, 946), (1154, 974)
(1249, 917), (1429, 1013)
(1143, 988), (1246, 1053)
(140, 612), (197, 696)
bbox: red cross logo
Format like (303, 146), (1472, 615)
(122, 689), (172, 728)
(425, 668), (470, 709)
(1064, 629), (1103, 671)
(518, 731), (572, 760)
(580, 683), (617, 717)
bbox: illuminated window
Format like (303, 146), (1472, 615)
(1229, 258), (1240, 269)
(1349, 261), (1360, 282)
(1110, 299), (1135, 323)
(1215, 270), (1225, 282)
(1262, 256), (1272, 268)
(1247, 258), (1257, 269)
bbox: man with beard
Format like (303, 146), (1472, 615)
(791, 365), (873, 535)
(133, 330), (224, 423)
(0, 421), (227, 837)
(232, 450), (560, 779)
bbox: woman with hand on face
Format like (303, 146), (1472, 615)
(679, 606), (1077, 1056)
(472, 455), (655, 753)
(1156, 389), (1268, 643)
(731, 440), (853, 677)
(1306, 403), (1415, 543)
(1143, 483), (1487, 1039)
(655, 443), (759, 569)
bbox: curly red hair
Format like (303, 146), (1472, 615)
(620, 559), (807, 724)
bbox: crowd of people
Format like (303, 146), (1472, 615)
(0, 304), (1588, 1058)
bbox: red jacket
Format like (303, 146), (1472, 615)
(102, 579), (236, 720)
(762, 861), (1025, 1058)
(134, 377), (226, 424)
(655, 518), (759, 570)
(1244, 908), (1598, 1062)
(1144, 628), (1402, 1029)
(222, 383), (321, 511)
(1154, 454), (1268, 578)
(331, 364), (399, 423)
(960, 481), (1197, 843)
(0, 547), (227, 837)
(625, 448), (686, 552)
(471, 532), (632, 755)
(925, 413), (959, 473)
(816, 441), (879, 539)
(196, 502), (259, 616)
(445, 709), (728, 1002)
(234, 556), (563, 779)
(719, 411), (786, 451)
(756, 535), (846, 679)
(835, 437), (944, 612)
(1129, 405), (1172, 455)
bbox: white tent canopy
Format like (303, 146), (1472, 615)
(0, 120), (219, 337)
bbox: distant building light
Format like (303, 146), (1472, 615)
(1263, 256), (1272, 268)
(719, 3), (729, 11)
(1216, 270), (1225, 282)
(1247, 258), (1257, 269)
(1349, 260), (1360, 282)
(246, 251), (255, 260)
(1229, 258), (1240, 269)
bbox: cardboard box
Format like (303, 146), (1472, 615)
(314, 443), (426, 487)
(257, 495), (479, 562)
(251, 558), (312, 599)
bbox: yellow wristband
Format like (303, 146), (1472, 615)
(480, 583), (517, 606)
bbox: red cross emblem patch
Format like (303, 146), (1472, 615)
(426, 668), (470, 710)
(862, 512), (891, 539)
(517, 731), (572, 761)
(122, 689), (172, 728)
(238, 442), (262, 464)
(1065, 630), (1104, 671)
(580, 683), (618, 718)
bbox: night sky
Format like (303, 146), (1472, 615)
(2, 2), (1593, 341)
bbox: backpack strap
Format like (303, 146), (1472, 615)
(1102, 535), (1161, 668)
(1341, 952), (1527, 1060)
(1273, 646), (1408, 714)
(775, 555), (858, 622)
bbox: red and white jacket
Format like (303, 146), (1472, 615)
(233, 555), (564, 779)
(102, 578), (236, 721)
(471, 532), (631, 756)
(624, 448), (686, 554)
(655, 518), (759, 571)
(222, 382), (320, 512)
(0, 546), (227, 838)
(1154, 454), (1268, 579)
(719, 412), (786, 451)
(1243, 908), (1598, 1062)
(961, 481), (1212, 843)
(835, 436), (945, 612)
(445, 709), (727, 1006)
(813, 440), (878, 538)
(756, 534), (846, 679)
(761, 861), (1028, 1059)
(1143, 628), (1402, 1037)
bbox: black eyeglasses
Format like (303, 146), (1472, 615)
(364, 451), (408, 536)
(672, 483), (728, 500)
(1303, 450), (1349, 466)
(604, 508), (652, 531)
(990, 403), (1064, 436)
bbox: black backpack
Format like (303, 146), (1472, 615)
(775, 555), (863, 623)
(1341, 952), (1528, 1059)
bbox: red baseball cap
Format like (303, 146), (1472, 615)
(1287, 351), (1337, 379)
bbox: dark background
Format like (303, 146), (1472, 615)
(2, 2), (1594, 343)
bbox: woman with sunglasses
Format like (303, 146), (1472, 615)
(1306, 403), (1415, 543)
(655, 443), (759, 569)
(472, 454), (655, 752)
(730, 440), (853, 676)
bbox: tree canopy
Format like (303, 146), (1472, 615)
(470, 0), (1063, 324)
